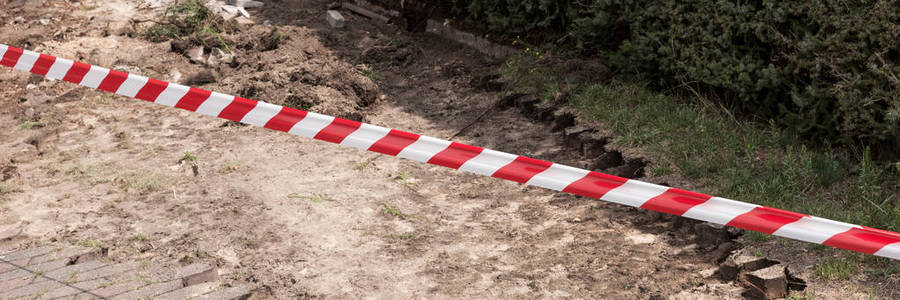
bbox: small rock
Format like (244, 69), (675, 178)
(168, 68), (183, 83)
(26, 84), (37, 90)
(13, 16), (25, 24)
(719, 251), (777, 281)
(38, 19), (50, 25)
(24, 107), (35, 118)
(186, 46), (205, 63)
(235, 16), (255, 25)
(227, 0), (263, 8)
(205, 54), (219, 67)
(326, 10), (345, 28)
(237, 7), (251, 18)
(743, 265), (788, 299)
(0, 226), (22, 242)
(220, 5), (240, 18)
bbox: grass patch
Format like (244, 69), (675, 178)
(814, 258), (857, 280)
(501, 52), (900, 235)
(20, 120), (45, 130)
(219, 160), (242, 173)
(67, 162), (173, 194)
(380, 203), (426, 222)
(360, 65), (382, 81)
(394, 171), (417, 186)
(288, 193), (333, 203)
(179, 151), (198, 163)
(76, 239), (106, 249)
(140, 0), (235, 52)
(353, 155), (381, 170)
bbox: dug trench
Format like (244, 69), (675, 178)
(0, 0), (884, 298)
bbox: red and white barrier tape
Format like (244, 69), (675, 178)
(2, 44), (899, 260)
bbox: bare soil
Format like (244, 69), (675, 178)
(0, 0), (891, 298)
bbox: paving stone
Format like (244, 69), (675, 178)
(0, 257), (69, 281)
(109, 280), (181, 300)
(0, 245), (56, 262)
(72, 262), (140, 283)
(0, 257), (29, 274)
(196, 285), (252, 300)
(0, 275), (33, 292)
(178, 263), (217, 286)
(744, 264), (788, 299)
(76, 279), (146, 299)
(0, 226), (22, 242)
(37, 260), (107, 283)
(326, 10), (345, 28)
(0, 278), (65, 298)
(158, 282), (219, 299)
(29, 246), (100, 266)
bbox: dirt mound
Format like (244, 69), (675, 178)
(218, 26), (379, 121)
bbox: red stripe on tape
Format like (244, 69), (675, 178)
(428, 143), (484, 169)
(97, 70), (129, 93)
(174, 87), (212, 111)
(369, 130), (419, 156)
(134, 78), (169, 102)
(0, 46), (22, 67)
(264, 107), (307, 132)
(61, 61), (92, 84)
(218, 96), (257, 121)
(727, 207), (806, 234)
(29, 54), (56, 76)
(492, 156), (553, 183)
(824, 227), (900, 254)
(562, 171), (627, 198)
(315, 118), (362, 144)
(641, 188), (711, 216)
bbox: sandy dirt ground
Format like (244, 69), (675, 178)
(0, 0), (894, 298)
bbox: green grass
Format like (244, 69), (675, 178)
(814, 258), (857, 279)
(394, 171), (417, 186)
(501, 51), (899, 234)
(380, 203), (426, 221)
(567, 82), (900, 232)
(179, 151), (198, 163)
(361, 65), (382, 82)
(141, 0), (234, 51)
(288, 193), (333, 203)
(20, 120), (45, 130)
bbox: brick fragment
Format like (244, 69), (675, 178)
(196, 285), (253, 300)
(158, 282), (219, 299)
(178, 263), (217, 286)
(109, 280), (181, 300)
(0, 245), (56, 262)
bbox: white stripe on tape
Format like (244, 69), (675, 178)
(527, 163), (590, 191)
(601, 180), (669, 207)
(875, 243), (900, 260)
(459, 149), (518, 177)
(45, 58), (74, 80)
(154, 83), (190, 107)
(341, 123), (391, 150)
(195, 92), (234, 117)
(682, 197), (758, 225)
(289, 112), (333, 138)
(80, 65), (110, 89)
(13, 50), (39, 72)
(397, 135), (451, 163)
(115, 73), (150, 98)
(773, 217), (858, 244)
(241, 101), (282, 127)
(0, 44), (7, 58)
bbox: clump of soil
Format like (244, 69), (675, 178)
(136, 1), (380, 120)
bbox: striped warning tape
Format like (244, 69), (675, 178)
(2, 44), (898, 260)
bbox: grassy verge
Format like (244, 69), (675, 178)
(501, 51), (899, 271)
